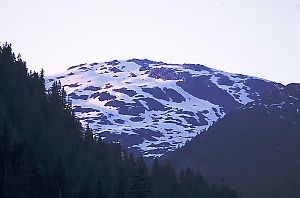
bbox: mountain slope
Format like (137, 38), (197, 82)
(165, 83), (300, 198)
(46, 59), (281, 156)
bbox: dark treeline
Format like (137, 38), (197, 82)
(0, 44), (239, 198)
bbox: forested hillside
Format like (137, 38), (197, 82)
(166, 84), (300, 198)
(0, 44), (239, 198)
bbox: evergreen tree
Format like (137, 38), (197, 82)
(115, 181), (126, 198)
(94, 180), (106, 198)
(84, 125), (95, 146)
(54, 158), (68, 198)
(129, 156), (150, 198)
(77, 177), (92, 198)
(150, 158), (163, 198)
(0, 119), (10, 197)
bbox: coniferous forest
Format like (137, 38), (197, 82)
(0, 44), (240, 197)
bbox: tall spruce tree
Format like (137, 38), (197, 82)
(129, 156), (150, 198)
(54, 158), (68, 198)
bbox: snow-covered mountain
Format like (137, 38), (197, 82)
(46, 59), (281, 157)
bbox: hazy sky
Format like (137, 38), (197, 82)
(1, 0), (299, 84)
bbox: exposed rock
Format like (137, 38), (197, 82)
(105, 60), (120, 66)
(149, 67), (190, 80)
(140, 97), (167, 111)
(74, 106), (100, 113)
(64, 83), (81, 88)
(84, 86), (101, 91)
(114, 119), (125, 124)
(163, 88), (186, 103)
(69, 92), (89, 100)
(109, 67), (122, 73)
(98, 92), (116, 101)
(177, 76), (241, 112)
(130, 117), (144, 122)
(67, 63), (85, 70)
(113, 87), (137, 97)
(142, 87), (169, 101)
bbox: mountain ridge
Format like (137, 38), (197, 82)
(164, 83), (300, 198)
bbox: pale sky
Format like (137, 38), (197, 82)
(1, 0), (299, 84)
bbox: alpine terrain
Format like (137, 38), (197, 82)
(46, 59), (281, 157)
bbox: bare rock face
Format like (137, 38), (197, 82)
(46, 59), (281, 157)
